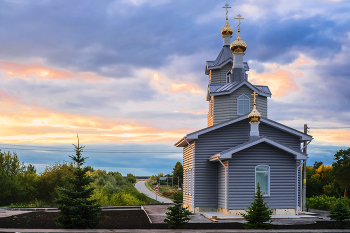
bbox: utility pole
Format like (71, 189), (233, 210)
(302, 124), (308, 212)
(178, 176), (179, 189)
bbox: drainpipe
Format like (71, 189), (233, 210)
(296, 162), (303, 215)
(218, 157), (227, 215)
(184, 137), (195, 212)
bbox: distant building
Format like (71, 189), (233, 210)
(175, 8), (312, 216)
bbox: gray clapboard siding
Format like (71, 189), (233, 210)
(259, 123), (301, 151)
(213, 85), (267, 125)
(183, 142), (194, 206)
(209, 63), (232, 84)
(228, 142), (297, 209)
(194, 120), (250, 206)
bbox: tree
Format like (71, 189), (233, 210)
(172, 161), (183, 185)
(126, 173), (136, 184)
(242, 183), (273, 229)
(55, 140), (102, 229)
(0, 150), (26, 205)
(332, 148), (350, 197)
(313, 161), (323, 169)
(164, 199), (191, 229)
(327, 197), (350, 229)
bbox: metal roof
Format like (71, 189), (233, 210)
(174, 115), (313, 147)
(209, 136), (308, 161)
(206, 81), (272, 99)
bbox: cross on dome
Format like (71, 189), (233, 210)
(234, 14), (244, 30)
(222, 4), (231, 20)
(251, 91), (258, 105)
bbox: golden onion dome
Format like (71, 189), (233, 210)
(248, 104), (261, 123)
(230, 30), (247, 53)
(221, 19), (233, 36)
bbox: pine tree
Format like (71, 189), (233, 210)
(164, 199), (192, 229)
(242, 183), (273, 229)
(55, 139), (102, 229)
(327, 197), (350, 229)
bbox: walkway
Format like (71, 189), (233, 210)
(135, 181), (173, 204)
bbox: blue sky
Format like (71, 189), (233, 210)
(0, 0), (349, 175)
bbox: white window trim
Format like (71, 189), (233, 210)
(255, 165), (270, 196)
(237, 94), (250, 115)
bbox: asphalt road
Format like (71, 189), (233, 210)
(135, 181), (173, 204)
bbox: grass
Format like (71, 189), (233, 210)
(145, 182), (178, 200)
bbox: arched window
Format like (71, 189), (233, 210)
(255, 165), (270, 196)
(237, 94), (250, 115)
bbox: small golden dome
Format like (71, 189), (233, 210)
(230, 30), (247, 53)
(221, 19), (233, 36)
(248, 104), (261, 123)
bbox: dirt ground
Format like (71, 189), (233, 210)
(0, 210), (347, 229)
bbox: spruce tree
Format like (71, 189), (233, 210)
(164, 199), (192, 229)
(327, 197), (350, 229)
(242, 183), (273, 229)
(55, 139), (102, 229)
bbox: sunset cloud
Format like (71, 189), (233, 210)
(0, 61), (106, 82)
(249, 69), (300, 98)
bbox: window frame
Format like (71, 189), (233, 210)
(255, 165), (270, 196)
(237, 94), (250, 115)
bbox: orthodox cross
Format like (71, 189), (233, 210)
(234, 14), (244, 30)
(222, 4), (231, 19)
(251, 92), (258, 105)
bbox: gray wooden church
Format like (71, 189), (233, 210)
(175, 11), (313, 216)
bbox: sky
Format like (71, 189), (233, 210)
(0, 0), (349, 175)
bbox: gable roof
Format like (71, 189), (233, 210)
(174, 115), (313, 147)
(206, 80), (271, 101)
(209, 136), (308, 161)
(205, 46), (249, 75)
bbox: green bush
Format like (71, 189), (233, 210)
(306, 195), (350, 211)
(328, 197), (350, 228)
(173, 190), (183, 201)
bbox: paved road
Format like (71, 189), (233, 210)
(135, 181), (173, 204)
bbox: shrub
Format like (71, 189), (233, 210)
(173, 190), (183, 201)
(328, 197), (350, 228)
(242, 183), (273, 229)
(164, 199), (191, 229)
(306, 195), (349, 211)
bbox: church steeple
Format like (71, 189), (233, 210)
(230, 14), (247, 69)
(221, 4), (233, 46)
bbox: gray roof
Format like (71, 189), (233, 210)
(205, 46), (249, 75)
(206, 80), (272, 101)
(174, 115), (313, 147)
(209, 136), (308, 161)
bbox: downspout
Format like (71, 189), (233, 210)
(296, 162), (303, 215)
(184, 137), (195, 212)
(218, 157), (227, 215)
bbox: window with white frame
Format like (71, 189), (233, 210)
(237, 94), (250, 115)
(255, 165), (270, 196)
